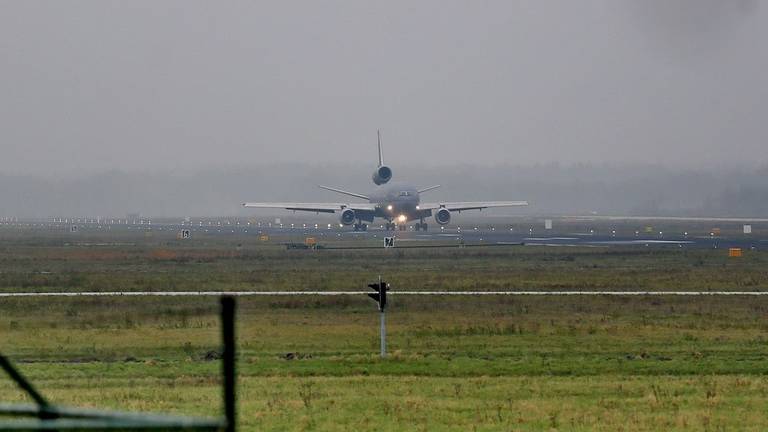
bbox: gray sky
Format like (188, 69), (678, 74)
(1, 0), (766, 176)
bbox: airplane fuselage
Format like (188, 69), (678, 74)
(368, 182), (421, 223)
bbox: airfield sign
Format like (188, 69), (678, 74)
(384, 237), (395, 248)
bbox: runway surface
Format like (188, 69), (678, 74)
(186, 224), (763, 249)
(1, 217), (764, 249)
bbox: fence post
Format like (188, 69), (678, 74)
(221, 296), (236, 432)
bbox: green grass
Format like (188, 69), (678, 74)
(1, 228), (768, 430)
(3, 373), (768, 431)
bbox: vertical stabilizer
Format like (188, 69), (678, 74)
(371, 129), (392, 185)
(377, 130), (384, 167)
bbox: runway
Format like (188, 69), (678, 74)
(244, 225), (760, 249)
(1, 216), (764, 249)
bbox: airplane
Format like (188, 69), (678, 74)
(242, 131), (528, 231)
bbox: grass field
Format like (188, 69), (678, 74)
(1, 227), (768, 430)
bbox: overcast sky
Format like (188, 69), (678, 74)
(1, 0), (765, 177)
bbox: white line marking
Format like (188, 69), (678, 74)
(587, 240), (695, 245)
(524, 237), (580, 241)
(0, 291), (766, 297)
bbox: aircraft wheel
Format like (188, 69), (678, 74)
(421, 223), (428, 231)
(361, 224), (368, 232)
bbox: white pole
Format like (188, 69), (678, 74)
(380, 310), (386, 358)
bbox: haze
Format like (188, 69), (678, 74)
(1, 0), (766, 177)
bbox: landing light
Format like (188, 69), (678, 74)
(387, 205), (393, 211)
(398, 215), (407, 223)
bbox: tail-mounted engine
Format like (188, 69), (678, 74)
(372, 165), (392, 185)
(435, 208), (451, 225)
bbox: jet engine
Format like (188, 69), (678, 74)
(372, 165), (393, 185)
(340, 208), (356, 225)
(435, 208), (451, 225)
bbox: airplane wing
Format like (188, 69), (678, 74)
(242, 202), (377, 214)
(418, 201), (529, 212)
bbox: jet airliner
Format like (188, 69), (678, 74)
(243, 132), (528, 231)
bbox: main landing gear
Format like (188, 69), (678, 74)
(353, 223), (368, 232)
(384, 221), (427, 231)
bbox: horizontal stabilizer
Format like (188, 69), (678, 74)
(318, 185), (369, 200)
(418, 185), (441, 194)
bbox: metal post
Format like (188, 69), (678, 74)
(380, 311), (386, 358)
(221, 296), (236, 432)
(379, 275), (386, 358)
(0, 354), (57, 419)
